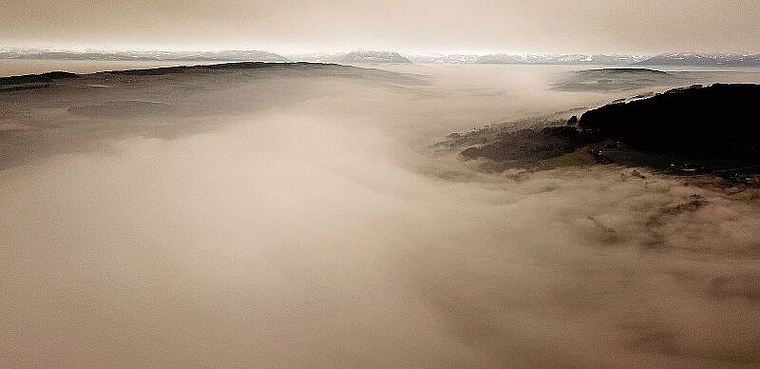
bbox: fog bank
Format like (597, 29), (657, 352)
(1, 64), (759, 368)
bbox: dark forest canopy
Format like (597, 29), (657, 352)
(579, 84), (760, 160)
(456, 83), (760, 178)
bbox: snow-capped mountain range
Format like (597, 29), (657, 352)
(286, 52), (346, 63)
(0, 48), (290, 62)
(474, 53), (649, 65)
(2, 48), (759, 67)
(339, 50), (411, 64)
(635, 53), (760, 67)
(404, 53), (480, 64)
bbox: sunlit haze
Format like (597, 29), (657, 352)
(2, 0), (759, 53)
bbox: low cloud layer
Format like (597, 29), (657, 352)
(1, 65), (759, 367)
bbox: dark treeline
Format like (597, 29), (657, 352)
(461, 126), (599, 163)
(579, 84), (760, 162)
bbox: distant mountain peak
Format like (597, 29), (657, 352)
(340, 50), (411, 64)
(404, 53), (480, 64)
(0, 49), (291, 63)
(636, 52), (760, 67)
(475, 53), (648, 65)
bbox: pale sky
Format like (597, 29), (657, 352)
(2, 0), (759, 54)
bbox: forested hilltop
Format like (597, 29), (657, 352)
(446, 83), (760, 182)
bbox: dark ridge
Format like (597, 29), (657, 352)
(451, 83), (760, 180)
(103, 62), (281, 75)
(89, 62), (428, 87)
(205, 61), (316, 69)
(551, 68), (682, 92)
(0, 71), (79, 85)
(461, 126), (600, 164)
(579, 84), (760, 161)
(105, 66), (190, 76)
(0, 84), (49, 92)
(96, 62), (348, 76)
(97, 62), (283, 75)
(575, 68), (670, 75)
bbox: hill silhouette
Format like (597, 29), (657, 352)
(579, 84), (760, 161)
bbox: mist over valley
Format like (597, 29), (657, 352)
(1, 61), (760, 367)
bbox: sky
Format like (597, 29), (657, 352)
(2, 0), (759, 54)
